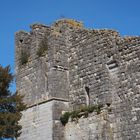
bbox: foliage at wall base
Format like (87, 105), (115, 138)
(60, 104), (103, 126)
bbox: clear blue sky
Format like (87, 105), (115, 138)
(0, 0), (140, 92)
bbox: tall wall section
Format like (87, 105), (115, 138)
(15, 21), (72, 140)
(66, 22), (140, 139)
(15, 19), (140, 140)
(15, 23), (70, 105)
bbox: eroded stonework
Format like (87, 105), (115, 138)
(15, 19), (140, 140)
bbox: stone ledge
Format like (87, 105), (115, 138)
(27, 97), (69, 109)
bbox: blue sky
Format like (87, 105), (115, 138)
(0, 0), (140, 92)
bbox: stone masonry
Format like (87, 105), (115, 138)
(15, 19), (140, 140)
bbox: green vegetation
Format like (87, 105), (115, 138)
(20, 51), (29, 65)
(60, 112), (71, 126)
(60, 104), (103, 126)
(37, 46), (47, 57)
(0, 65), (26, 139)
(37, 38), (48, 57)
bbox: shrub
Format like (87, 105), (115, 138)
(60, 104), (103, 126)
(37, 38), (48, 57)
(71, 110), (80, 120)
(37, 46), (47, 57)
(20, 51), (29, 65)
(96, 104), (103, 114)
(86, 106), (96, 113)
(96, 107), (101, 114)
(60, 112), (71, 126)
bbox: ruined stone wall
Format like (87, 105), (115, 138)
(68, 28), (120, 107)
(64, 110), (115, 140)
(66, 25), (140, 139)
(15, 22), (70, 106)
(15, 21), (71, 140)
(15, 19), (140, 140)
(15, 25), (50, 106)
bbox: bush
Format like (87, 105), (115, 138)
(60, 104), (103, 126)
(60, 112), (71, 126)
(86, 106), (96, 113)
(95, 104), (103, 114)
(20, 52), (29, 65)
(37, 38), (48, 57)
(71, 110), (80, 120)
(37, 46), (47, 57)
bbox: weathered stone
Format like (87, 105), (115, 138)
(15, 19), (140, 140)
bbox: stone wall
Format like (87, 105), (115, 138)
(67, 26), (140, 109)
(64, 110), (116, 140)
(18, 101), (53, 140)
(15, 22), (70, 106)
(67, 26), (140, 139)
(68, 29), (120, 107)
(15, 19), (140, 140)
(18, 100), (69, 140)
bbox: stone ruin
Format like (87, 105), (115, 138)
(15, 19), (140, 140)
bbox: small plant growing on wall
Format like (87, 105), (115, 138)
(37, 37), (48, 57)
(20, 51), (30, 65)
(60, 104), (104, 126)
(60, 112), (71, 126)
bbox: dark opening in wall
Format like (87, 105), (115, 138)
(19, 39), (23, 43)
(85, 86), (90, 106)
(106, 102), (111, 107)
(85, 86), (89, 95)
(107, 60), (118, 70)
